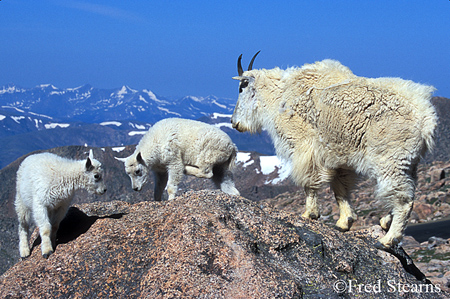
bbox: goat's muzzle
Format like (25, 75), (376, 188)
(231, 121), (243, 132)
(95, 186), (107, 195)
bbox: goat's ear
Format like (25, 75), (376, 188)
(85, 157), (94, 171)
(136, 152), (146, 166)
(89, 149), (94, 160)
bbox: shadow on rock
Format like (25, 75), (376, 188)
(32, 207), (125, 251)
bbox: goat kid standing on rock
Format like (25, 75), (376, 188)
(231, 52), (437, 249)
(15, 150), (107, 259)
(124, 118), (240, 201)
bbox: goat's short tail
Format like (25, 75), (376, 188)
(227, 146), (237, 171)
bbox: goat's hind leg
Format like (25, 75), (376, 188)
(16, 199), (32, 258)
(331, 169), (358, 232)
(185, 165), (213, 179)
(212, 164), (239, 196)
(376, 176), (415, 249)
(33, 202), (54, 258)
(302, 187), (320, 220)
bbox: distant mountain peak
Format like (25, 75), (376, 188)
(118, 85), (138, 94)
(0, 84), (26, 94)
(0, 83), (236, 124)
(38, 84), (58, 90)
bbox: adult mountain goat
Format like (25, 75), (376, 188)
(15, 150), (106, 258)
(124, 118), (240, 201)
(231, 52), (437, 249)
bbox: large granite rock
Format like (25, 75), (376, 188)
(0, 191), (446, 298)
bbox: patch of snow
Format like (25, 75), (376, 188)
(39, 84), (58, 89)
(128, 131), (147, 136)
(66, 86), (83, 91)
(126, 86), (138, 93)
(50, 91), (65, 95)
(114, 156), (127, 163)
(0, 115), (6, 121)
(28, 111), (52, 119)
(157, 106), (181, 116)
(133, 124), (146, 130)
(44, 123), (70, 129)
(68, 91), (92, 102)
(100, 121), (122, 127)
(2, 106), (25, 113)
(187, 96), (203, 102)
(138, 95), (148, 104)
(236, 152), (255, 168)
(259, 156), (292, 184)
(114, 86), (137, 99)
(118, 86), (128, 95)
(11, 116), (25, 123)
(143, 89), (157, 100)
(211, 99), (227, 109)
(143, 89), (168, 104)
(30, 118), (41, 129)
(214, 123), (233, 129)
(112, 146), (126, 152)
(0, 86), (26, 94)
(212, 113), (232, 119)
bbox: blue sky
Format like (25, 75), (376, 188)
(1, 1), (449, 99)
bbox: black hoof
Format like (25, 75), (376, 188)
(309, 213), (320, 220)
(333, 225), (349, 232)
(374, 241), (390, 251)
(42, 251), (53, 259)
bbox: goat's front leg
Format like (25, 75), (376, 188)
(166, 163), (184, 200)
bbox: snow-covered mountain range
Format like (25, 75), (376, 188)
(0, 84), (275, 168)
(0, 84), (236, 123)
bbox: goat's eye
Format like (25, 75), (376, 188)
(94, 173), (101, 181)
(239, 80), (249, 93)
(135, 169), (141, 176)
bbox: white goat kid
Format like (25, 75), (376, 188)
(15, 150), (106, 259)
(124, 118), (240, 201)
(231, 52), (437, 249)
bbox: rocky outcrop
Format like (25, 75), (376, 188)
(0, 191), (446, 298)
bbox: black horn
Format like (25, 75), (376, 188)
(248, 51), (260, 71)
(237, 54), (244, 76)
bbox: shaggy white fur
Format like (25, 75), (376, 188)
(124, 118), (239, 201)
(231, 57), (437, 249)
(15, 150), (106, 258)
